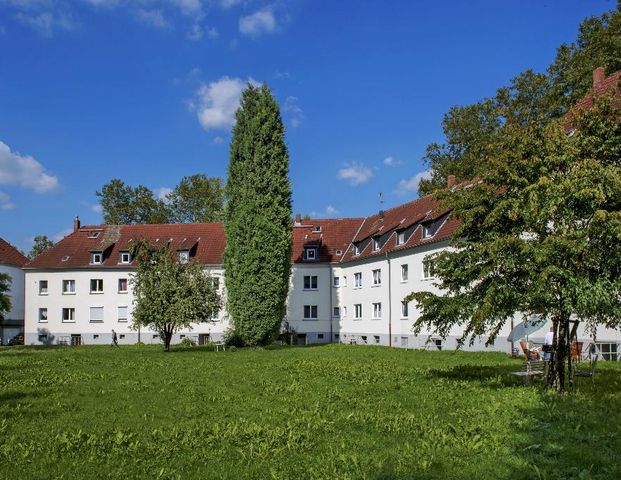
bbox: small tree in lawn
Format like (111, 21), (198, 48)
(406, 95), (621, 393)
(224, 84), (292, 346)
(0, 273), (11, 326)
(130, 240), (221, 351)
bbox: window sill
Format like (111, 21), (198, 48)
(118, 291), (128, 294)
(90, 291), (104, 295)
(372, 317), (382, 320)
(400, 280), (408, 283)
(62, 320), (76, 323)
(90, 320), (104, 323)
(400, 317), (409, 320)
(421, 278), (436, 282)
(371, 284), (381, 288)
(303, 318), (318, 321)
(62, 292), (76, 295)
(353, 286), (362, 290)
(118, 320), (128, 323)
(302, 288), (318, 292)
(39, 293), (48, 296)
(38, 320), (48, 323)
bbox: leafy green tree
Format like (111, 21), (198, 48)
(96, 179), (170, 225)
(224, 84), (292, 346)
(28, 236), (55, 259)
(0, 273), (11, 325)
(406, 96), (621, 392)
(420, 3), (621, 195)
(130, 240), (221, 352)
(167, 174), (224, 223)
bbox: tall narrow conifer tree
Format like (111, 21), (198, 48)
(224, 84), (292, 346)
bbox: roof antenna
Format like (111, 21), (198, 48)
(378, 192), (384, 218)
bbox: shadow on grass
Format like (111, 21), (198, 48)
(423, 363), (525, 388)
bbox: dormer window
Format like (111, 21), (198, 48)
(119, 251), (131, 264)
(88, 231), (100, 239)
(353, 245), (360, 256)
(397, 231), (406, 245)
(178, 250), (190, 264)
(422, 225), (432, 239)
(336, 249), (342, 256)
(313, 226), (322, 233)
(372, 238), (380, 251)
(304, 248), (317, 261)
(91, 252), (103, 264)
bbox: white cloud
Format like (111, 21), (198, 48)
(206, 26), (218, 38)
(191, 76), (258, 131)
(53, 228), (73, 242)
(0, 191), (15, 210)
(394, 170), (432, 196)
(284, 96), (304, 128)
(187, 23), (203, 40)
(0, 141), (59, 193)
(383, 156), (403, 167)
(15, 11), (75, 36)
(174, 0), (202, 16)
(90, 203), (103, 214)
(154, 187), (173, 203)
(239, 8), (276, 37)
(220, 0), (242, 8)
(311, 205), (339, 218)
(212, 136), (224, 145)
(337, 162), (374, 186)
(135, 9), (168, 29)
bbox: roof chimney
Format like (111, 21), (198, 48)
(447, 175), (456, 188)
(73, 216), (80, 232)
(593, 67), (605, 89)
(294, 213), (302, 225)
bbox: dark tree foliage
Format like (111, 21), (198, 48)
(420, 2), (621, 195)
(224, 84), (292, 346)
(0, 273), (11, 324)
(96, 179), (170, 225)
(167, 174), (224, 223)
(406, 97), (621, 392)
(28, 236), (55, 259)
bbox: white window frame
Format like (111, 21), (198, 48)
(62, 307), (75, 323)
(401, 301), (409, 318)
(397, 231), (406, 245)
(90, 279), (104, 294)
(178, 250), (190, 264)
(354, 304), (362, 319)
(372, 238), (380, 251)
(303, 275), (318, 290)
(401, 264), (408, 282)
(353, 245), (360, 256)
(304, 248), (317, 260)
(354, 272), (362, 288)
(90, 306), (104, 323)
(422, 259), (435, 280)
(372, 269), (381, 286)
(118, 278), (128, 293)
(62, 279), (76, 294)
(38, 308), (48, 323)
(39, 280), (48, 295)
(117, 306), (128, 323)
(91, 252), (103, 265)
(372, 302), (382, 319)
(422, 225), (432, 239)
(342, 306), (347, 318)
(119, 251), (131, 264)
(303, 305), (318, 320)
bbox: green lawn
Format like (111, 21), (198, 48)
(0, 344), (619, 479)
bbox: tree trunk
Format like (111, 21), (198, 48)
(548, 314), (570, 392)
(164, 329), (172, 352)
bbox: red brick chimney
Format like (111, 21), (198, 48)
(447, 175), (456, 188)
(294, 213), (301, 225)
(593, 67), (605, 89)
(73, 216), (80, 232)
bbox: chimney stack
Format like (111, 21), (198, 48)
(73, 216), (80, 232)
(294, 213), (302, 225)
(447, 175), (456, 189)
(593, 67), (605, 89)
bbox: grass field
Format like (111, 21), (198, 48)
(1, 344), (620, 479)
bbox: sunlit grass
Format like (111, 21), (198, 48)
(1, 344), (619, 479)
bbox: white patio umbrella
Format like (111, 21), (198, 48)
(507, 316), (547, 343)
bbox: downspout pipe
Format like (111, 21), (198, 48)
(329, 263), (334, 343)
(386, 252), (392, 348)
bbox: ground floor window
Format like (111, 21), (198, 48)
(304, 305), (318, 319)
(62, 308), (75, 323)
(374, 335), (380, 344)
(354, 304), (362, 319)
(401, 301), (409, 318)
(38, 308), (48, 323)
(90, 307), (104, 323)
(597, 342), (619, 361)
(372, 302), (382, 319)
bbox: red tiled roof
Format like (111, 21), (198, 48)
(0, 237), (28, 267)
(565, 68), (621, 131)
(292, 218), (365, 263)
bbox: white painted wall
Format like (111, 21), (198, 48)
(0, 264), (24, 322)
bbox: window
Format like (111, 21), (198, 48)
(423, 259), (435, 280)
(93, 334), (99, 339)
(374, 335), (380, 344)
(178, 250), (190, 264)
(304, 248), (317, 260)
(90, 307), (104, 323)
(372, 302), (382, 319)
(318, 333), (324, 340)
(354, 304), (362, 319)
(211, 277), (220, 290)
(333, 276), (340, 287)
(38, 308), (48, 323)
(372, 238), (380, 251)
(597, 343), (618, 361)
(211, 310), (219, 320)
(304, 305), (318, 319)
(62, 308), (75, 323)
(354, 272), (362, 288)
(372, 269), (381, 285)
(333, 306), (340, 317)
(313, 226), (322, 233)
(342, 306), (347, 318)
(90, 279), (104, 293)
(401, 264), (409, 282)
(401, 301), (409, 318)
(118, 278), (128, 293)
(353, 245), (360, 256)
(62, 279), (76, 294)
(39, 280), (48, 295)
(422, 225), (432, 238)
(87, 231), (100, 239)
(38, 334), (48, 343)
(303, 275), (318, 290)
(118, 306), (128, 323)
(397, 231), (406, 245)
(120, 334), (125, 340)
(153, 334), (159, 339)
(119, 251), (131, 264)
(336, 249), (342, 256)
(91, 252), (103, 264)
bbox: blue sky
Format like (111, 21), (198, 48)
(0, 0), (616, 252)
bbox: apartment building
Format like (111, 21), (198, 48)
(0, 237), (28, 344)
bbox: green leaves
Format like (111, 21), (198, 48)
(224, 84), (292, 346)
(0, 273), (11, 323)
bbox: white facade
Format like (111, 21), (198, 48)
(0, 263), (25, 344)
